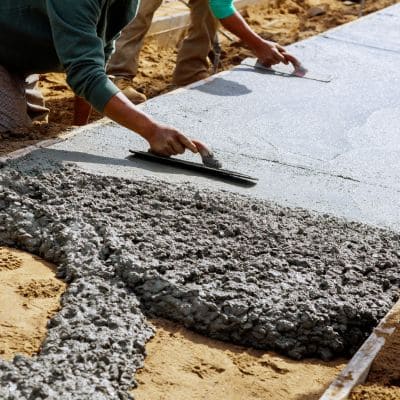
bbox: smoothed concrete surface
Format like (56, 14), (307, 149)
(25, 4), (400, 231)
(323, 3), (400, 53)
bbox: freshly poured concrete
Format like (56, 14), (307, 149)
(0, 166), (399, 399)
(22, 3), (400, 231)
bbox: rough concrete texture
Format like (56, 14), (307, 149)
(0, 164), (399, 399)
(0, 167), (153, 399)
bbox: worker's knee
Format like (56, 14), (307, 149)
(0, 65), (32, 134)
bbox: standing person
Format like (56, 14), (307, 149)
(0, 0), (300, 157)
(107, 0), (218, 104)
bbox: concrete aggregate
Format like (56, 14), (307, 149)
(0, 165), (399, 398)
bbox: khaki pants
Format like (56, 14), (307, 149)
(0, 66), (48, 134)
(107, 0), (218, 86)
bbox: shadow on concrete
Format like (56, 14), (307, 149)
(191, 77), (252, 97)
(19, 148), (256, 188)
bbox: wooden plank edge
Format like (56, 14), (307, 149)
(148, 0), (263, 37)
(320, 298), (400, 400)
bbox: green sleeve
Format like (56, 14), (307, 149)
(208, 0), (236, 19)
(46, 0), (119, 112)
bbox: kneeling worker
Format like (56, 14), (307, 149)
(0, 0), (300, 157)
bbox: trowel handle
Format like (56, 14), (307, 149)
(284, 54), (308, 77)
(192, 139), (223, 169)
(148, 140), (214, 160)
(292, 62), (308, 77)
(192, 139), (214, 158)
(256, 57), (308, 78)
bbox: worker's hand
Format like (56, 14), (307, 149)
(252, 39), (301, 68)
(147, 124), (198, 157)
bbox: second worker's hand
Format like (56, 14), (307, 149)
(147, 124), (198, 157)
(253, 39), (301, 68)
(218, 12), (303, 74)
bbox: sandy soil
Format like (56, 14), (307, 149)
(0, 247), (66, 361)
(0, 0), (397, 156)
(0, 247), (347, 400)
(349, 307), (400, 400)
(132, 319), (346, 400)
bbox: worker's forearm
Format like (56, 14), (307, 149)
(103, 92), (157, 142)
(219, 12), (264, 52)
(103, 92), (198, 156)
(220, 12), (300, 67)
(73, 96), (92, 126)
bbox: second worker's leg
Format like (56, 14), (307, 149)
(107, 0), (162, 103)
(172, 0), (218, 86)
(25, 74), (49, 123)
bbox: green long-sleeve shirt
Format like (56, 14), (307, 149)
(0, 0), (138, 112)
(0, 0), (235, 112)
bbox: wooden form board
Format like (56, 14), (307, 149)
(320, 299), (400, 400)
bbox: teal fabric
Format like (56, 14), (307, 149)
(209, 0), (236, 19)
(0, 0), (138, 112)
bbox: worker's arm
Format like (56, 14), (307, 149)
(73, 96), (92, 126)
(103, 92), (198, 156)
(220, 12), (300, 67)
(72, 93), (197, 155)
(208, 0), (300, 67)
(48, 0), (197, 156)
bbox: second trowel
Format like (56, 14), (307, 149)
(242, 58), (333, 83)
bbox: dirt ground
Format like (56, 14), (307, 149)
(0, 0), (397, 156)
(132, 319), (346, 400)
(349, 307), (400, 400)
(0, 248), (346, 400)
(0, 247), (65, 360)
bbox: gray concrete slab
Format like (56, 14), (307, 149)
(18, 5), (400, 231)
(323, 3), (400, 53)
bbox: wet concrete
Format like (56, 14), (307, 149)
(0, 165), (399, 399)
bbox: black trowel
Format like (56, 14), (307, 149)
(128, 141), (258, 186)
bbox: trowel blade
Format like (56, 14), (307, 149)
(128, 150), (258, 186)
(242, 58), (333, 83)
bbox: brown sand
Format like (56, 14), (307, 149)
(0, 248), (347, 399)
(132, 319), (346, 400)
(350, 307), (400, 400)
(0, 0), (397, 156)
(0, 247), (66, 360)
(0, 248), (347, 398)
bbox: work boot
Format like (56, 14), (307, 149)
(172, 71), (210, 87)
(113, 78), (147, 104)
